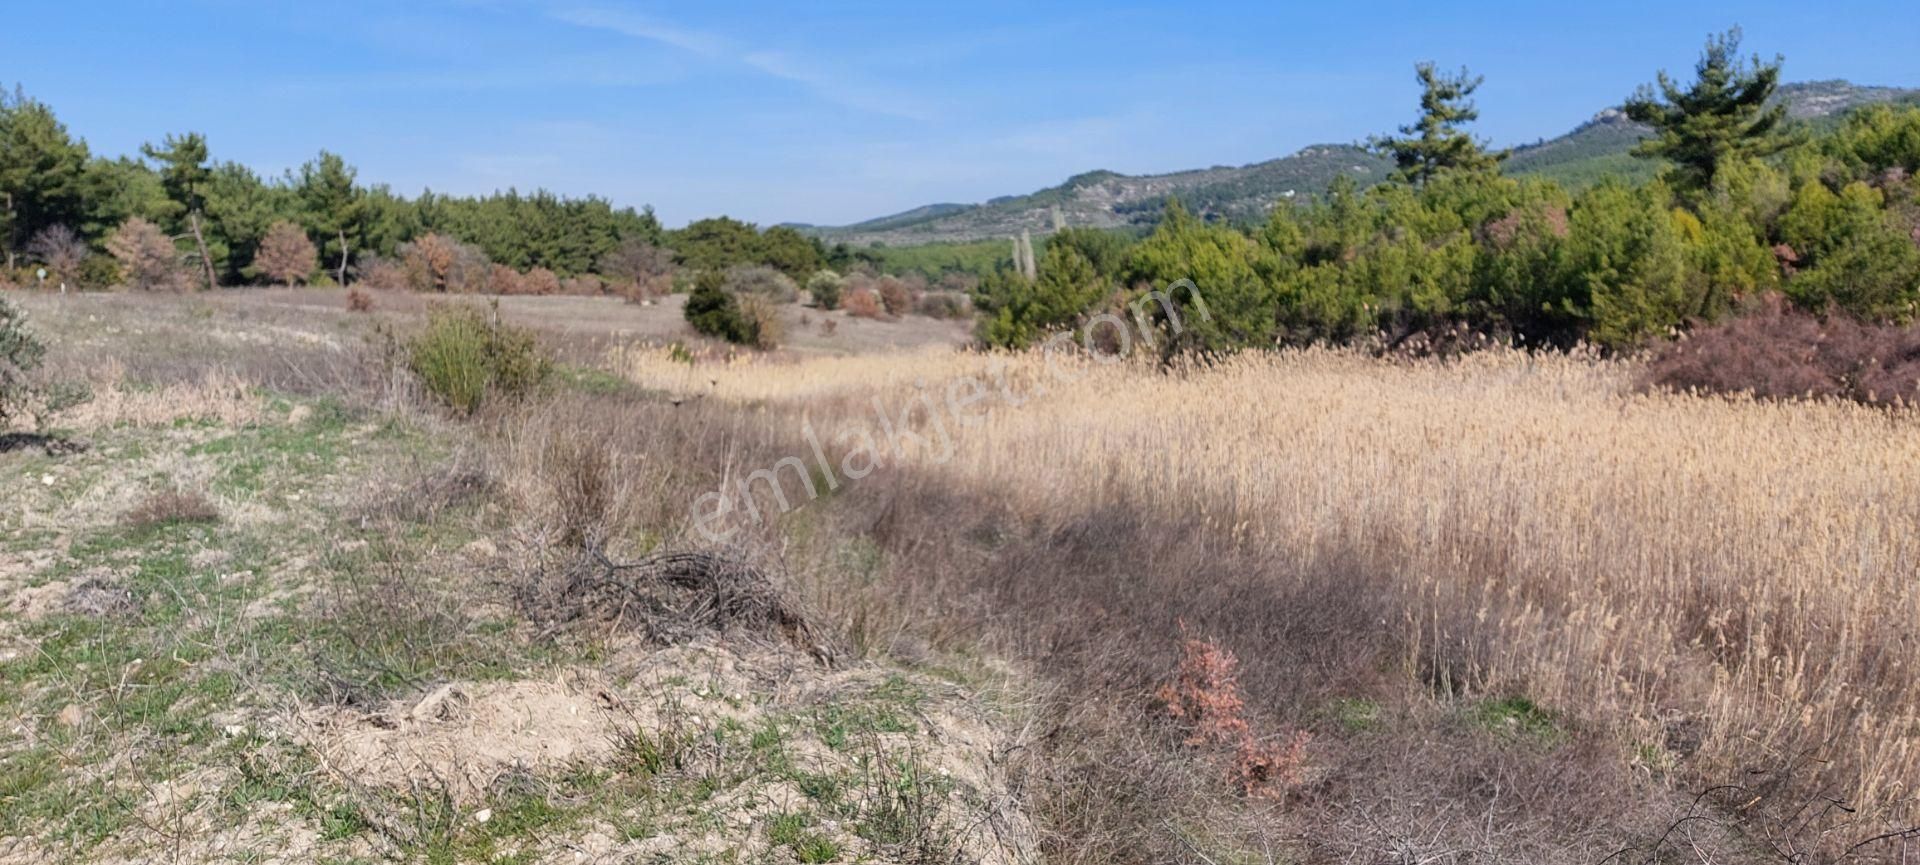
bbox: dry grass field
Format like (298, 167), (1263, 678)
(2, 288), (1919, 863)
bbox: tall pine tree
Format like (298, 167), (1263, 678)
(0, 87), (90, 269)
(294, 151), (362, 284)
(141, 132), (219, 288)
(1371, 63), (1505, 186)
(1624, 27), (1790, 198)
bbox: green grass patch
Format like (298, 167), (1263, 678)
(1472, 696), (1563, 744)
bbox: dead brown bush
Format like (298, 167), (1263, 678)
(400, 233), (489, 293)
(596, 237), (675, 288)
(875, 275), (914, 316)
(523, 267), (561, 297)
(26, 224), (88, 286)
(256, 220), (319, 286)
(486, 263), (527, 296)
(736, 293), (785, 350)
(105, 217), (185, 291)
(122, 488), (220, 528)
(561, 274), (603, 296)
(356, 254), (409, 290)
(346, 287), (374, 313)
(1645, 294), (1920, 406)
(842, 286), (885, 319)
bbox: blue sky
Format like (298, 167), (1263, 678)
(6, 1), (1917, 227)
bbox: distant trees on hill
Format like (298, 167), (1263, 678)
(970, 29), (1920, 353)
(0, 87), (841, 294)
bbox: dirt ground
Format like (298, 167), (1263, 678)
(224, 287), (974, 356)
(0, 287), (1026, 865)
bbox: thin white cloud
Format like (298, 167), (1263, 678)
(741, 51), (932, 122)
(550, 6), (730, 57)
(554, 5), (933, 122)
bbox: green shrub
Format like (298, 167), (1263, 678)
(0, 296), (47, 428)
(78, 255), (121, 290)
(805, 270), (844, 309)
(684, 271), (751, 343)
(407, 304), (551, 414)
(1778, 179), (1920, 320)
(1563, 181), (1697, 347)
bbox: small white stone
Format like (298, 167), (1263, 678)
(223, 724), (247, 738)
(39, 475), (54, 487)
(473, 808), (492, 824)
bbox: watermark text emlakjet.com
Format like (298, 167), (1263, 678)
(692, 281), (1210, 542)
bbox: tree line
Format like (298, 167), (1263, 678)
(0, 89), (864, 292)
(974, 28), (1920, 352)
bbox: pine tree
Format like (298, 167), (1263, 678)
(1624, 27), (1791, 198)
(1371, 63), (1506, 186)
(0, 87), (90, 269)
(295, 151), (362, 284)
(141, 132), (219, 289)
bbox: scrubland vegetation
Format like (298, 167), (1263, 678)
(3, 24), (1920, 865)
(8, 285), (1917, 862)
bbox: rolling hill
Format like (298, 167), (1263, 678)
(804, 80), (1918, 247)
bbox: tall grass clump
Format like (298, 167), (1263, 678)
(407, 304), (551, 414)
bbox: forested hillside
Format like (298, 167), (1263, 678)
(806, 79), (1917, 246)
(967, 35), (1920, 357)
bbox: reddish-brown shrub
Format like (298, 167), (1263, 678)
(1156, 624), (1311, 798)
(255, 220), (318, 286)
(1645, 294), (1920, 407)
(356, 254), (409, 290)
(1483, 204), (1570, 249)
(561, 275), (603, 296)
(106, 217), (184, 291)
(842, 286), (885, 319)
(346, 288), (374, 313)
(876, 275), (913, 316)
(524, 267), (561, 296)
(487, 263), (528, 295)
(401, 233), (489, 293)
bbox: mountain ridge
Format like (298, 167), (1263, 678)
(801, 80), (1919, 247)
